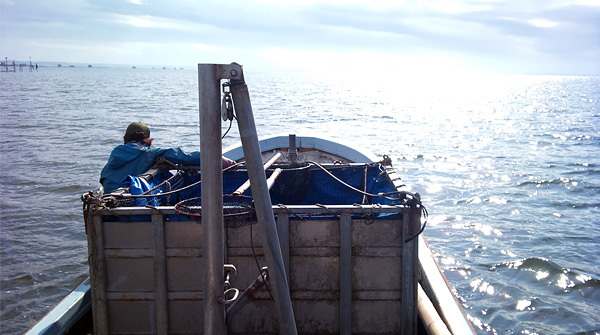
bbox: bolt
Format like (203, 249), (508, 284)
(231, 69), (238, 76)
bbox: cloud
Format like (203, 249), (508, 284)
(109, 13), (210, 31)
(1, 0), (599, 74)
(527, 18), (559, 28)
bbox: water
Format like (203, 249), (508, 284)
(1, 67), (599, 334)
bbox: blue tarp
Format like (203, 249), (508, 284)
(106, 164), (402, 222)
(137, 164), (398, 206)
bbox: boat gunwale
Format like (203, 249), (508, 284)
(97, 204), (414, 216)
(23, 277), (91, 335)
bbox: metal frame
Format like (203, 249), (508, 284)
(199, 63), (297, 335)
(88, 202), (418, 334)
(198, 63), (228, 335)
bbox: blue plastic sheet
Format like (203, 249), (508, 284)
(119, 175), (159, 206)
(142, 164), (398, 206)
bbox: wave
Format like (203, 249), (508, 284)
(517, 177), (600, 194)
(570, 278), (600, 290)
(491, 256), (562, 272)
(517, 178), (574, 187)
(454, 196), (510, 205)
(490, 257), (599, 294)
(551, 201), (600, 209)
(0, 273), (35, 286)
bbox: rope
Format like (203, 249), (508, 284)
(405, 218), (427, 243)
(352, 203), (381, 225)
(249, 208), (274, 301)
(307, 160), (420, 202)
(103, 162), (244, 200)
(222, 118), (233, 139)
(98, 157), (428, 241)
(141, 170), (181, 195)
(307, 160), (428, 241)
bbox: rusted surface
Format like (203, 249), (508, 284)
(89, 205), (419, 334)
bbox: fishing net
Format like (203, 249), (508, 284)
(268, 163), (312, 205)
(174, 194), (255, 228)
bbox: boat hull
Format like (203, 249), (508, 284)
(26, 135), (475, 335)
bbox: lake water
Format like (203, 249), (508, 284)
(1, 66), (598, 334)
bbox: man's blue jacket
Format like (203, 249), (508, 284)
(100, 142), (200, 193)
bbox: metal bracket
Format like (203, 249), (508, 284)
(216, 63), (243, 81)
(224, 264), (237, 277)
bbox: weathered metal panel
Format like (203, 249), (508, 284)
(289, 219), (339, 247)
(339, 213), (352, 335)
(164, 220), (202, 248)
(88, 214), (109, 334)
(289, 256), (340, 291)
(166, 257), (204, 292)
(227, 301), (278, 334)
(90, 206), (418, 334)
(353, 219), (403, 246)
(104, 257), (154, 291)
(293, 301), (339, 333)
(168, 300), (204, 334)
(354, 255), (402, 291)
(401, 209), (420, 334)
(225, 217), (410, 334)
(103, 221), (153, 249)
(107, 300), (155, 333)
(153, 214), (168, 335)
(354, 300), (402, 333)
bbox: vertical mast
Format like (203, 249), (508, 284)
(198, 63), (297, 335)
(198, 63), (231, 335)
(229, 69), (298, 335)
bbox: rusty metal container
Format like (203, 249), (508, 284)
(86, 202), (420, 334)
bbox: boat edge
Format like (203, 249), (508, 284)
(23, 277), (91, 335)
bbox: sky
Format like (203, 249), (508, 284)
(1, 0), (599, 75)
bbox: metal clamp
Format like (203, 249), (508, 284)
(220, 264), (240, 304)
(224, 264), (237, 277)
(219, 288), (240, 305)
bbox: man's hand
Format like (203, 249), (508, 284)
(222, 157), (236, 169)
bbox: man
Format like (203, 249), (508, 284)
(100, 122), (235, 193)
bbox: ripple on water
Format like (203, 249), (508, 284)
(2, 68), (599, 335)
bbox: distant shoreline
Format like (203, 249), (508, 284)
(1, 60), (193, 70)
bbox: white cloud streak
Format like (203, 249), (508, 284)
(1, 0), (599, 74)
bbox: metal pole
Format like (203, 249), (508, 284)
(198, 63), (226, 335)
(233, 152), (281, 196)
(288, 134), (298, 162)
(230, 74), (298, 335)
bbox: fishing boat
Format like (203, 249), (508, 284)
(25, 63), (476, 335)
